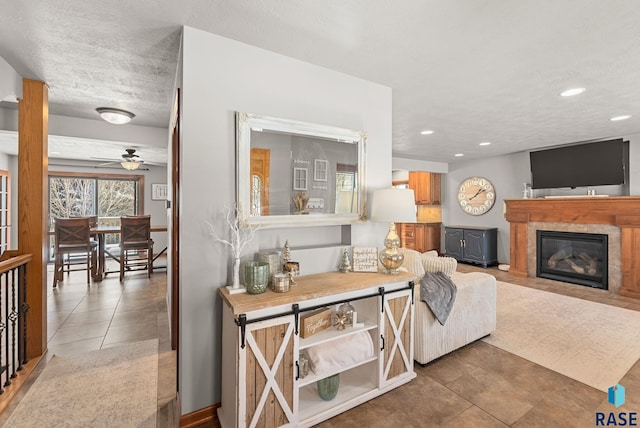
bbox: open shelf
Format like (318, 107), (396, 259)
(298, 362), (377, 422)
(298, 355), (377, 387)
(299, 321), (377, 350)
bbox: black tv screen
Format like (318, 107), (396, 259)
(530, 139), (626, 189)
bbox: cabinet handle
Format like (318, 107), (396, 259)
(381, 334), (385, 351)
(295, 360), (300, 381)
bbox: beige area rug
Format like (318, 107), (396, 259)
(4, 339), (158, 427)
(482, 281), (640, 392)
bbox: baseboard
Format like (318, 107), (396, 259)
(180, 403), (220, 428)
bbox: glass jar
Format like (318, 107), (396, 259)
(338, 302), (355, 325)
(299, 353), (309, 379)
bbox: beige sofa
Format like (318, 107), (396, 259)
(399, 248), (497, 365)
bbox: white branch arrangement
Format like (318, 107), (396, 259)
(205, 205), (260, 290)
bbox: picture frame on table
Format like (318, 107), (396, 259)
(351, 246), (379, 272)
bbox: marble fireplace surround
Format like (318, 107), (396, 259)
(504, 197), (640, 299)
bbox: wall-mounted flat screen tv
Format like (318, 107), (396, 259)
(530, 139), (626, 189)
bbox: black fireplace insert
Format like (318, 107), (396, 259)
(536, 230), (608, 290)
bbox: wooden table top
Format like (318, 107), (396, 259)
(218, 270), (417, 315)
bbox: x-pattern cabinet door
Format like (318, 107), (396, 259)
(379, 288), (414, 387)
(239, 315), (297, 428)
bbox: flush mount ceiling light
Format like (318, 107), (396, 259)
(120, 160), (141, 171)
(420, 130), (434, 135)
(454, 153), (464, 157)
(560, 87), (586, 97)
(610, 115), (631, 122)
(479, 142), (492, 146)
(96, 107), (135, 125)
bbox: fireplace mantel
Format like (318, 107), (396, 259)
(504, 197), (640, 299)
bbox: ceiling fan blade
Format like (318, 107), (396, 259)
(90, 156), (121, 162)
(94, 161), (119, 167)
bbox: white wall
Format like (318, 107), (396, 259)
(180, 27), (391, 414)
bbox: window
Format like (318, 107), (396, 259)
(335, 163), (357, 214)
(48, 172), (143, 259)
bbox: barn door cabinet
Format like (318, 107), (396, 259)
(218, 271), (416, 428)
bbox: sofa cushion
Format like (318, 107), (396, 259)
(398, 248), (425, 277)
(422, 254), (457, 277)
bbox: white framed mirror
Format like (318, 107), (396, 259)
(236, 112), (367, 228)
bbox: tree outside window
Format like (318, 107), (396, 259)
(49, 174), (142, 258)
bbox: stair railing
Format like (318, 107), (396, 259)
(0, 253), (32, 394)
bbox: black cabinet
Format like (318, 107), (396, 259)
(444, 226), (497, 268)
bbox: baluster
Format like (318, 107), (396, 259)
(19, 264), (28, 368)
(3, 270), (9, 387)
(8, 269), (17, 380)
(0, 271), (4, 394)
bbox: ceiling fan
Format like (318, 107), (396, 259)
(92, 148), (148, 171)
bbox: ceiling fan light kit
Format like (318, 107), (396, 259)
(120, 160), (141, 170)
(96, 107), (135, 125)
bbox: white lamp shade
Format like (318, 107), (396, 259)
(370, 188), (417, 223)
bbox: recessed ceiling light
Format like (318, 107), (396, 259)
(610, 115), (631, 122)
(96, 107), (135, 125)
(479, 142), (492, 146)
(420, 130), (434, 135)
(560, 87), (586, 97)
(454, 153), (464, 157)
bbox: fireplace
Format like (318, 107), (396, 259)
(536, 230), (608, 290)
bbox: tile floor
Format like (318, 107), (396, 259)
(312, 264), (640, 427)
(0, 259), (177, 427)
(206, 263), (640, 427)
(4, 261), (640, 427)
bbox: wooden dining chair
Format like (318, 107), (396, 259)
(119, 215), (154, 281)
(53, 217), (98, 287)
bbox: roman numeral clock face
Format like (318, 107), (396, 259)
(458, 177), (495, 215)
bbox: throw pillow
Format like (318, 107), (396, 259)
(397, 248), (425, 277)
(422, 254), (457, 277)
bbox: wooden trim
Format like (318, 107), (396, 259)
(171, 88), (180, 352)
(18, 78), (48, 358)
(180, 403), (218, 427)
(0, 355), (44, 415)
(48, 171), (144, 179)
(504, 197), (640, 295)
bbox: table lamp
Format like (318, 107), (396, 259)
(370, 188), (417, 274)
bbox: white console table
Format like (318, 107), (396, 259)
(217, 270), (417, 427)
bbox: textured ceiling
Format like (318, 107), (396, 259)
(2, 0), (640, 163)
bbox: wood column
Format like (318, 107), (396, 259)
(508, 221), (528, 277)
(18, 79), (48, 358)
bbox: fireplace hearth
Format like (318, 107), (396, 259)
(536, 230), (608, 289)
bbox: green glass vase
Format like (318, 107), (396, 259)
(316, 373), (340, 401)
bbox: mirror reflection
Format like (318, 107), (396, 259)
(237, 113), (366, 228)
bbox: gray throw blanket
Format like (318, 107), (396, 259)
(420, 272), (457, 325)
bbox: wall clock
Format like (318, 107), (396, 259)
(457, 176), (495, 215)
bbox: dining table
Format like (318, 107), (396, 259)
(91, 225), (168, 281)
(50, 225), (168, 282)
